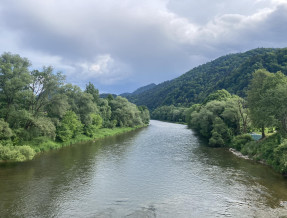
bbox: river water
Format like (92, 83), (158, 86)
(1, 120), (287, 217)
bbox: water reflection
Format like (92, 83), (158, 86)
(0, 121), (287, 217)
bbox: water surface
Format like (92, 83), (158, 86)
(1, 120), (287, 217)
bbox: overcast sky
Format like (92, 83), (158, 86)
(0, 0), (287, 94)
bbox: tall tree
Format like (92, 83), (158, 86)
(85, 82), (99, 103)
(0, 53), (32, 121)
(247, 69), (276, 138)
(27, 67), (65, 117)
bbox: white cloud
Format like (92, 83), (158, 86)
(0, 0), (286, 93)
(76, 54), (131, 85)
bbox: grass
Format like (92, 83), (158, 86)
(0, 125), (147, 162)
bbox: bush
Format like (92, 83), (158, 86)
(240, 141), (258, 156)
(274, 140), (287, 173)
(231, 134), (253, 150)
(0, 145), (35, 162)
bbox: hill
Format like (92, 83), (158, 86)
(120, 83), (156, 97)
(126, 48), (287, 110)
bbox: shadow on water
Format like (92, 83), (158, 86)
(191, 136), (287, 208)
(0, 127), (145, 217)
(0, 121), (287, 217)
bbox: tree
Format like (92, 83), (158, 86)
(247, 69), (272, 138)
(247, 69), (285, 138)
(221, 97), (250, 135)
(85, 82), (99, 103)
(27, 67), (65, 117)
(262, 73), (287, 135)
(203, 89), (231, 104)
(84, 113), (102, 137)
(98, 98), (112, 128)
(60, 84), (97, 125)
(209, 117), (232, 147)
(0, 119), (13, 140)
(138, 106), (150, 124)
(0, 53), (32, 121)
(109, 96), (143, 127)
(56, 111), (83, 142)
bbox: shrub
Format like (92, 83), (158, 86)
(0, 119), (13, 140)
(0, 145), (35, 162)
(274, 140), (287, 173)
(231, 134), (253, 150)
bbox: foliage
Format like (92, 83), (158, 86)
(0, 52), (150, 162)
(84, 113), (102, 138)
(152, 105), (187, 123)
(109, 96), (145, 127)
(0, 119), (13, 140)
(125, 48), (287, 110)
(0, 144), (35, 162)
(187, 90), (250, 146)
(138, 106), (150, 124)
(85, 82), (99, 103)
(202, 89), (231, 104)
(0, 52), (32, 121)
(247, 70), (287, 137)
(56, 111), (83, 142)
(209, 117), (232, 147)
(230, 134), (253, 150)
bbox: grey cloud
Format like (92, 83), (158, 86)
(0, 0), (286, 94)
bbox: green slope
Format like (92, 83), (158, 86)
(127, 48), (287, 110)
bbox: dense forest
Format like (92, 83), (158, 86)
(126, 48), (287, 110)
(121, 83), (156, 97)
(0, 53), (150, 162)
(185, 69), (287, 174)
(123, 47), (287, 174)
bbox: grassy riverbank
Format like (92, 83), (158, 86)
(230, 133), (287, 174)
(0, 125), (147, 163)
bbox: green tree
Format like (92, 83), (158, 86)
(27, 67), (65, 117)
(98, 98), (112, 128)
(203, 89), (231, 104)
(0, 53), (32, 121)
(138, 106), (150, 124)
(262, 73), (287, 135)
(57, 111), (83, 142)
(247, 69), (284, 138)
(84, 113), (102, 137)
(0, 119), (13, 140)
(85, 82), (99, 103)
(109, 96), (143, 127)
(209, 117), (232, 147)
(60, 84), (97, 125)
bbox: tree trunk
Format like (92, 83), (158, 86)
(261, 126), (265, 139)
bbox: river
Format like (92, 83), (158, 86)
(1, 120), (287, 217)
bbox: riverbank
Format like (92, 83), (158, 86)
(0, 125), (148, 163)
(229, 133), (287, 175)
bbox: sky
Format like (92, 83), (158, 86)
(0, 0), (287, 94)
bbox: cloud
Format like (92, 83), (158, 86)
(0, 0), (287, 93)
(77, 54), (131, 85)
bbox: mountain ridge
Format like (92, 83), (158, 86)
(125, 48), (287, 110)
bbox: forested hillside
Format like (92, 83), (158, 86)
(120, 83), (156, 97)
(186, 69), (287, 174)
(126, 48), (287, 110)
(0, 52), (150, 162)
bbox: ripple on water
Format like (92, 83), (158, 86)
(0, 121), (287, 217)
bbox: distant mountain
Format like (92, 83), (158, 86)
(125, 48), (287, 110)
(120, 83), (156, 97)
(99, 93), (117, 99)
